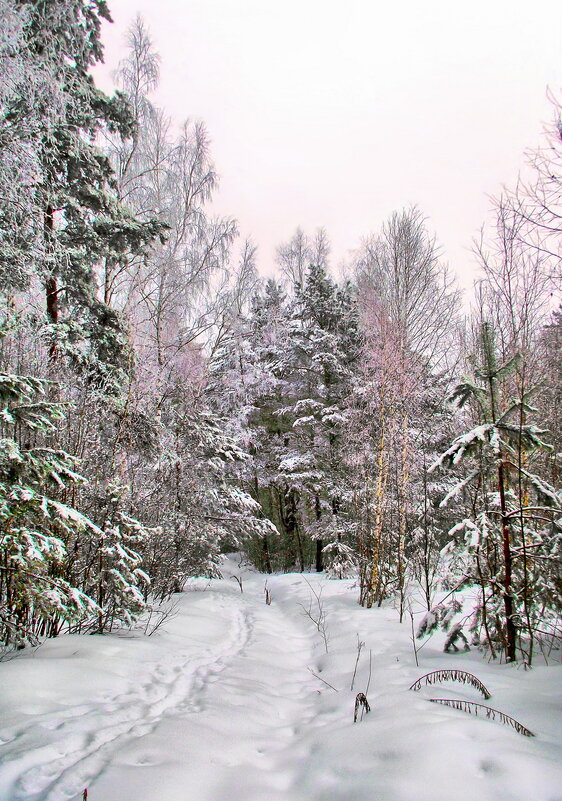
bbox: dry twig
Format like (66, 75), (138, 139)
(350, 635), (365, 691)
(365, 649), (373, 696)
(307, 666), (339, 692)
(299, 577), (329, 653)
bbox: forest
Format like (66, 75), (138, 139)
(0, 0), (560, 673)
(1, 3), (561, 799)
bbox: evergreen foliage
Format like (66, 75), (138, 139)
(1, 0), (162, 389)
(0, 355), (99, 645)
(429, 323), (561, 662)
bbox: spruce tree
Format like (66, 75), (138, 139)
(232, 265), (360, 572)
(2, 0), (161, 389)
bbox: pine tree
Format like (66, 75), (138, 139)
(212, 264), (360, 573)
(430, 322), (560, 663)
(207, 279), (290, 571)
(0, 0), (170, 648)
(2, 0), (161, 389)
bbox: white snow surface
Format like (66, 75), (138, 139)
(1, 558), (560, 801)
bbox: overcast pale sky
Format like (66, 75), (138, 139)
(95, 0), (562, 293)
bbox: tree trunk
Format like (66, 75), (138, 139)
(44, 205), (59, 362)
(262, 535), (272, 574)
(484, 324), (517, 663)
(397, 408), (409, 623)
(315, 540), (323, 573)
(482, 323), (517, 662)
(498, 460), (517, 662)
(285, 488), (304, 572)
(367, 422), (388, 608)
(315, 493), (323, 572)
(252, 476), (272, 574)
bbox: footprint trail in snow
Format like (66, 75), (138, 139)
(0, 592), (255, 801)
(1, 561), (560, 801)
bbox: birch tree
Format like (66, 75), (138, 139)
(352, 208), (460, 613)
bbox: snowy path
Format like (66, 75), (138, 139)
(0, 592), (253, 800)
(88, 572), (327, 801)
(1, 561), (561, 801)
(0, 568), (326, 801)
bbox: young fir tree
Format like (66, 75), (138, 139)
(139, 399), (276, 599)
(429, 322), (560, 663)
(79, 482), (153, 633)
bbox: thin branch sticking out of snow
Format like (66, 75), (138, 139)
(409, 669), (491, 699)
(429, 698), (534, 737)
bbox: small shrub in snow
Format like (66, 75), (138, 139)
(416, 597), (463, 640)
(299, 578), (329, 653)
(322, 540), (357, 579)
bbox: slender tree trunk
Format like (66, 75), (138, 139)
(280, 487), (302, 571)
(516, 365), (533, 665)
(497, 460), (517, 662)
(484, 325), (517, 662)
(475, 551), (497, 658)
(285, 489), (304, 572)
(420, 452), (433, 611)
(315, 493), (323, 572)
(262, 535), (272, 574)
(315, 540), (323, 573)
(397, 408), (409, 623)
(367, 420), (388, 608)
(252, 476), (272, 574)
(44, 205), (59, 362)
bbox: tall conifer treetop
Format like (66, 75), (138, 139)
(4, 0), (163, 390)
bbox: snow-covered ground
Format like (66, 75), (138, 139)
(0, 558), (560, 801)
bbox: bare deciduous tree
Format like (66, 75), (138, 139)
(276, 226), (330, 291)
(351, 208), (460, 615)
